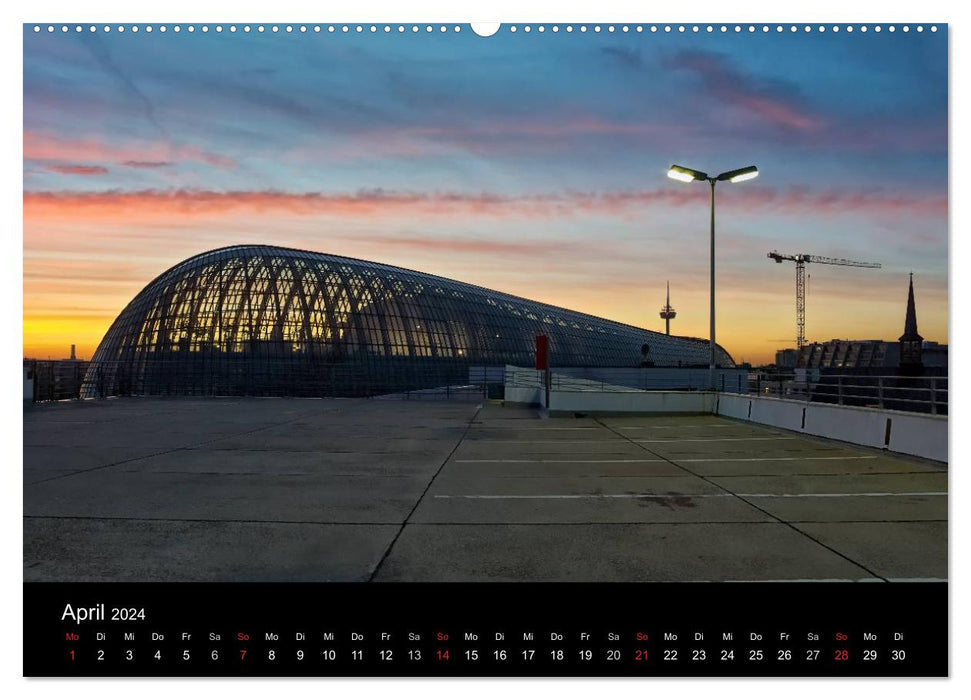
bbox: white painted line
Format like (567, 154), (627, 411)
(462, 440), (626, 444)
(455, 456), (879, 464)
(679, 456), (879, 463)
(722, 578), (887, 583)
(469, 427), (600, 431)
(454, 459), (666, 464)
(635, 437), (797, 443)
(433, 491), (946, 500)
(742, 491), (946, 498)
(885, 578), (948, 583)
(433, 494), (719, 500)
(615, 425), (738, 429)
(725, 578), (945, 583)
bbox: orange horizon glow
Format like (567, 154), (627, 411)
(23, 31), (948, 368)
(24, 183), (948, 366)
(23, 245), (949, 366)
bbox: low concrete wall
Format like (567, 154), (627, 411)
(502, 365), (947, 462)
(715, 393), (750, 420)
(888, 411), (948, 463)
(504, 386), (544, 406)
(553, 367), (747, 392)
(715, 392), (947, 463)
(549, 390), (713, 414)
(751, 396), (805, 432)
(802, 402), (889, 450)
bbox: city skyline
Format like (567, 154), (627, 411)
(23, 25), (947, 364)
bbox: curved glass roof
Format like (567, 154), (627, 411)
(83, 245), (733, 397)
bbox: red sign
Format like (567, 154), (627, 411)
(535, 335), (549, 370)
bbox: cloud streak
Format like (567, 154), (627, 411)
(23, 186), (947, 222)
(666, 49), (823, 131)
(24, 131), (236, 170)
(44, 164), (108, 176)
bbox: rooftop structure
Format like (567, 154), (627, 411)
(83, 245), (732, 398)
(24, 397), (946, 582)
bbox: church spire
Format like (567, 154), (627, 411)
(899, 273), (923, 374)
(900, 272), (921, 341)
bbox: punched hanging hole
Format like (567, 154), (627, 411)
(470, 23), (500, 37)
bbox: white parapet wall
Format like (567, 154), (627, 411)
(887, 411), (948, 462)
(551, 367), (747, 393)
(715, 393), (947, 463)
(505, 386), (545, 406)
(549, 390), (713, 414)
(714, 393), (750, 420)
(802, 402), (890, 450)
(502, 367), (946, 462)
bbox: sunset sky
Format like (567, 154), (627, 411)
(23, 24), (948, 364)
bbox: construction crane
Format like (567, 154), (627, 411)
(767, 251), (881, 350)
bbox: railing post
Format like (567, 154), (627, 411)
(837, 375), (843, 405)
(930, 377), (937, 415)
(877, 377), (884, 409)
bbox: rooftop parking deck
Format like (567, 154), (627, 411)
(24, 397), (946, 582)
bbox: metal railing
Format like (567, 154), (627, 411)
(25, 358), (948, 415)
(505, 366), (748, 393)
(23, 359), (496, 403)
(743, 373), (947, 416)
(502, 366), (948, 417)
(23, 360), (90, 402)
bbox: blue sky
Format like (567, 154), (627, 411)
(23, 24), (948, 362)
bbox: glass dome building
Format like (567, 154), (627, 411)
(83, 245), (734, 397)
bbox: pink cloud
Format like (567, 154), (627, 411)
(44, 164), (108, 176)
(121, 160), (174, 169)
(667, 50), (825, 132)
(24, 131), (236, 169)
(22, 185), (946, 223)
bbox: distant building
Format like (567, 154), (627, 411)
(772, 274), (945, 373)
(775, 348), (799, 368)
(82, 245), (734, 398)
(922, 341), (948, 368)
(796, 339), (899, 370)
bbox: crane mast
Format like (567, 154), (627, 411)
(767, 251), (881, 350)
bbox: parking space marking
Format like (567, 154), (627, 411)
(434, 492), (946, 500)
(635, 437), (797, 443)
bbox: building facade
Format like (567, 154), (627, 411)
(83, 245), (733, 397)
(773, 275), (946, 373)
(795, 339), (900, 370)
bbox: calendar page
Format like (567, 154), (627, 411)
(22, 15), (949, 678)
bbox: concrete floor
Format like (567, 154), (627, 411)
(23, 397), (947, 582)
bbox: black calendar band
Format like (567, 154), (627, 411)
(24, 582), (947, 677)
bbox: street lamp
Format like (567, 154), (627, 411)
(667, 163), (758, 390)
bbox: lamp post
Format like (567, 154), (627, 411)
(667, 164), (758, 390)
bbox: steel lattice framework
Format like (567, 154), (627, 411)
(767, 251), (881, 350)
(83, 245), (733, 397)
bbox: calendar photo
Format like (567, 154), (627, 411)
(22, 18), (948, 678)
